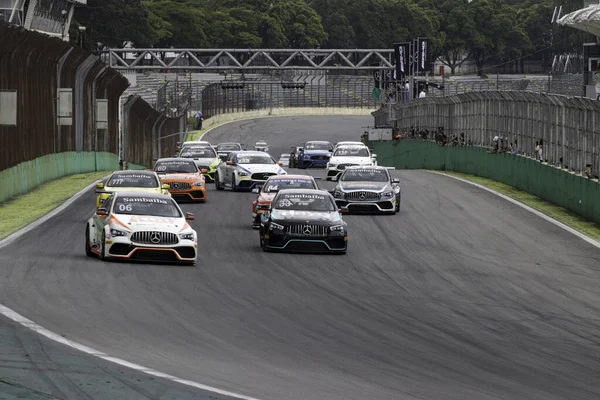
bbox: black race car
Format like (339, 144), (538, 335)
(259, 189), (348, 254)
(331, 166), (401, 214)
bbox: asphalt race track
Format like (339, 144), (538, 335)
(1, 116), (600, 400)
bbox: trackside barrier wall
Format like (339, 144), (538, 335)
(367, 139), (600, 224)
(0, 22), (185, 203)
(372, 92), (600, 178)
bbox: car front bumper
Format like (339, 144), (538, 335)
(335, 198), (397, 213)
(263, 232), (347, 253)
(105, 238), (197, 263)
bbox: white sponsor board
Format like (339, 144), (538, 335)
(368, 127), (393, 141)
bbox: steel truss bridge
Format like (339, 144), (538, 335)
(100, 48), (396, 71)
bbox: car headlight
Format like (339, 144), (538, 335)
(328, 163), (336, 168)
(110, 229), (128, 237)
(179, 232), (195, 240)
(270, 222), (285, 231)
(381, 191), (394, 198)
(192, 181), (203, 187)
(334, 190), (345, 198)
(330, 224), (345, 232)
(238, 171), (250, 176)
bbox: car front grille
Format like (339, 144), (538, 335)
(131, 231), (179, 245)
(287, 224), (329, 236)
(346, 191), (380, 201)
(168, 182), (191, 190)
(338, 164), (357, 170)
(251, 172), (277, 181)
(310, 156), (329, 160)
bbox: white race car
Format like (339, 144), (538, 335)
(215, 151), (286, 191)
(85, 191), (198, 265)
(326, 145), (377, 181)
(254, 140), (269, 152)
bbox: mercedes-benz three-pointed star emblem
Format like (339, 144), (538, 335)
(172, 183), (180, 190)
(302, 225), (312, 235)
(359, 191), (366, 200)
(150, 232), (161, 244)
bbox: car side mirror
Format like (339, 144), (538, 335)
(331, 175), (339, 182)
(201, 168), (208, 173)
(162, 184), (170, 190)
(219, 155), (228, 161)
(328, 189), (335, 195)
(392, 178), (400, 184)
(185, 212), (195, 221)
(226, 161), (234, 165)
(96, 208), (108, 216)
(277, 161), (283, 166)
(252, 187), (260, 194)
(95, 183), (104, 193)
(372, 154), (378, 158)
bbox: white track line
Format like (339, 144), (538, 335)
(427, 170), (600, 249)
(0, 173), (264, 399)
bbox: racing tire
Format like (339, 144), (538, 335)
(231, 173), (237, 192)
(215, 172), (224, 191)
(85, 225), (94, 257)
(99, 231), (107, 261)
(395, 201), (400, 212)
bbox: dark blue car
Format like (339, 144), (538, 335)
(297, 141), (333, 169)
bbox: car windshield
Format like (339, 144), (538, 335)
(333, 147), (369, 157)
(237, 155), (273, 164)
(263, 179), (316, 193)
(341, 169), (389, 182)
(154, 160), (198, 174)
(218, 144), (241, 151)
(113, 196), (182, 217)
(180, 147), (216, 158)
(274, 192), (335, 211)
(107, 173), (158, 188)
(305, 142), (330, 150)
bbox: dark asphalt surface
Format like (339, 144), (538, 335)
(0, 116), (600, 400)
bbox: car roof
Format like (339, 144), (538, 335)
(276, 188), (330, 195)
(345, 165), (386, 170)
(111, 170), (156, 176)
(217, 142), (241, 146)
(155, 157), (198, 163)
(306, 140), (331, 144)
(112, 191), (174, 200)
(267, 174), (314, 180)
(232, 150), (270, 155)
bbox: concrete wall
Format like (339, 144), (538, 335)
(369, 139), (600, 224)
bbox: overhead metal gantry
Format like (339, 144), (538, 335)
(100, 48), (395, 71)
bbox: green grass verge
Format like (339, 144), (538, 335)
(0, 171), (110, 240)
(441, 171), (600, 242)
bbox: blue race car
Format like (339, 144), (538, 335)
(297, 141), (334, 169)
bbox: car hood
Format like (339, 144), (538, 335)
(271, 210), (342, 224)
(304, 149), (331, 156)
(104, 187), (161, 193)
(339, 181), (389, 191)
(111, 214), (189, 233)
(330, 156), (373, 164)
(258, 193), (277, 203)
(237, 164), (285, 174)
(159, 173), (202, 181)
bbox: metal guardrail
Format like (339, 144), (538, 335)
(373, 91), (600, 178)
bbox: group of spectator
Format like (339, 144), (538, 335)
(392, 126), (472, 147)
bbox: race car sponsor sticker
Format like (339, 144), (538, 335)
(109, 174), (155, 186)
(120, 197), (169, 204)
(264, 179), (314, 192)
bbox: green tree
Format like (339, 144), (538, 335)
(268, 0), (327, 48)
(143, 0), (209, 47)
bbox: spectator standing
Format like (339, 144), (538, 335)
(419, 88), (426, 98)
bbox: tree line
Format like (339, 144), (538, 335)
(71, 0), (589, 75)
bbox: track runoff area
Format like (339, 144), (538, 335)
(0, 116), (599, 400)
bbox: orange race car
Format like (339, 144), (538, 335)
(153, 158), (207, 202)
(251, 174), (319, 228)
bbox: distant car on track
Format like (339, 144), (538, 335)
(297, 141), (333, 169)
(254, 140), (269, 152)
(326, 145), (377, 181)
(215, 151), (286, 191)
(259, 189), (348, 254)
(153, 158), (207, 202)
(178, 144), (220, 182)
(278, 153), (291, 166)
(331, 166), (400, 214)
(251, 174), (320, 228)
(85, 191), (197, 265)
(94, 170), (170, 209)
(216, 142), (243, 161)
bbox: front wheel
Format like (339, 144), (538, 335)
(215, 171), (224, 190)
(85, 225), (94, 257)
(231, 173), (237, 192)
(99, 231), (107, 260)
